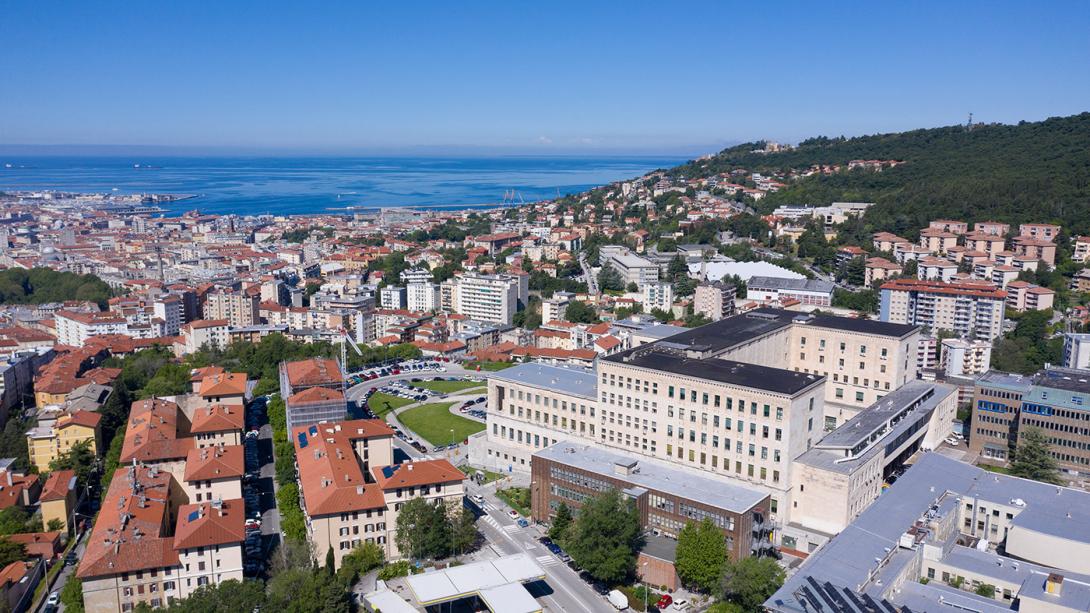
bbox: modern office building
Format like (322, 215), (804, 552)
(531, 441), (773, 560)
(767, 452), (1090, 613)
(747, 276), (835, 307)
(879, 278), (1007, 340)
(600, 246), (660, 290)
(970, 367), (1090, 474)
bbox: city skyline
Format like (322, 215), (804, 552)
(2, 1), (1088, 153)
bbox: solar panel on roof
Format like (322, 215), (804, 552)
(381, 466), (395, 478)
(298, 432), (308, 448)
(187, 510), (200, 522)
(309, 425), (318, 436)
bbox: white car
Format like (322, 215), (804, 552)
(46, 592), (60, 607)
(471, 494), (485, 505)
(507, 509), (519, 520)
(672, 599), (690, 611)
(945, 437), (960, 446)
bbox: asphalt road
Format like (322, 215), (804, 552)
(466, 481), (615, 613)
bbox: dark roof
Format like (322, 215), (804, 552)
(614, 348), (823, 396)
(616, 309), (795, 356)
(804, 313), (918, 338)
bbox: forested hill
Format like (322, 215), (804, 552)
(669, 113), (1090, 237)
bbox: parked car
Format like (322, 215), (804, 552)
(656, 594), (674, 609)
(672, 599), (690, 611)
(507, 509), (520, 520)
(471, 494), (485, 505)
(607, 589), (629, 610)
(517, 518), (529, 528)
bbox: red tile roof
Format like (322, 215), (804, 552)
(183, 445), (245, 482)
(198, 372), (248, 398)
(370, 459), (463, 490)
(120, 399), (194, 464)
(173, 499), (245, 550)
(190, 404), (245, 433)
(292, 420), (393, 516)
(283, 358), (343, 387)
(40, 470), (76, 502)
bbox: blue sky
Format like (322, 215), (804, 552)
(1, 1), (1088, 154)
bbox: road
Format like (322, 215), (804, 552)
(40, 531), (89, 612)
(579, 254), (599, 295)
(466, 481), (614, 613)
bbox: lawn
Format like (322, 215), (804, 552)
(398, 402), (485, 446)
(979, 463), (1014, 475)
(460, 465), (505, 484)
(368, 392), (415, 418)
(496, 487), (531, 516)
(463, 361), (515, 372)
(410, 379), (485, 394)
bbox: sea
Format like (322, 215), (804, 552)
(0, 155), (687, 217)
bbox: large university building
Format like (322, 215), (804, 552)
(470, 308), (925, 552)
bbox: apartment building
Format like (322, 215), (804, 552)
(693, 281), (737, 321)
(916, 257), (958, 282)
(1011, 236), (1057, 268)
(971, 368), (1090, 474)
(180, 319), (229, 353)
(202, 290), (260, 327)
(918, 228), (959, 254)
(40, 469), (77, 533)
(974, 221), (1010, 236)
(378, 286), (406, 310)
(1005, 281), (1056, 312)
(541, 293), (571, 324)
(452, 273), (523, 325)
(406, 282), (440, 313)
(26, 410), (102, 472)
(78, 465), (245, 612)
(879, 278), (1007, 341)
(292, 420), (464, 568)
(531, 441), (772, 560)
(153, 295), (184, 336)
(768, 452), (1090, 613)
(641, 281), (674, 311)
(940, 338), (992, 377)
(1062, 332), (1090, 371)
(963, 231), (1007, 256)
(1074, 236), (1090, 263)
(864, 257), (901, 286)
(55, 310), (129, 347)
(1019, 223), (1061, 242)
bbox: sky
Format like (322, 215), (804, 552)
(1, 1), (1088, 155)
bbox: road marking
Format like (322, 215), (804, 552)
(536, 555), (559, 567)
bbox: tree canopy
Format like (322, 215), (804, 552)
(1010, 427), (1063, 485)
(564, 489), (643, 584)
(0, 267), (112, 308)
(676, 518), (728, 593)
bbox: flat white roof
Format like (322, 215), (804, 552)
(362, 588), (417, 613)
(405, 553), (546, 607)
(479, 582), (543, 613)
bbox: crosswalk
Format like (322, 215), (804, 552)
(502, 524), (520, 534)
(536, 554), (560, 567)
(480, 514), (501, 530)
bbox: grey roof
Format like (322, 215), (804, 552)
(767, 452), (1090, 612)
(748, 276), (835, 294)
(609, 308), (796, 357)
(535, 441), (768, 514)
(816, 381), (954, 452)
(640, 534), (679, 562)
(489, 362), (597, 399)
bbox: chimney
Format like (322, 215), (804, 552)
(1046, 573), (1064, 596)
(3, 472), (10, 487)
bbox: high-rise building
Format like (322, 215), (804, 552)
(406, 282), (440, 313)
(203, 290), (260, 327)
(453, 273), (521, 324)
(879, 279), (1006, 340)
(1063, 332), (1090, 371)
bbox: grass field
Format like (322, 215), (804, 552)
(463, 361), (515, 372)
(399, 402), (485, 446)
(497, 487), (531, 516)
(410, 379), (485, 394)
(368, 392), (415, 417)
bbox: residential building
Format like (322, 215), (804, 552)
(1011, 236), (1057, 268)
(918, 228), (959, 254)
(181, 319), (229, 353)
(406, 281), (440, 313)
(879, 278), (1007, 340)
(378, 285), (406, 310)
(40, 469), (78, 533)
(970, 367), (1090, 473)
(1062, 332), (1090, 371)
(26, 410), (103, 472)
(55, 310), (129, 347)
(693, 281), (737, 321)
(1073, 236), (1090, 263)
(541, 293), (572, 324)
(292, 420), (465, 568)
(641, 281), (674, 311)
(202, 290), (260, 327)
(600, 246), (660, 290)
(940, 338), (992, 377)
(452, 273), (522, 325)
(973, 221), (1010, 236)
(1018, 223), (1061, 242)
(1005, 281), (1056, 312)
(864, 257), (901, 286)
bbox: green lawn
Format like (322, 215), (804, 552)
(411, 379), (485, 394)
(460, 465), (504, 484)
(464, 361), (515, 372)
(368, 392), (415, 418)
(496, 487), (531, 516)
(979, 463), (1014, 475)
(398, 402), (485, 446)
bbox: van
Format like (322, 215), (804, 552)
(607, 589), (629, 610)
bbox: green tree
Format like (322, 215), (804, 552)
(49, 439), (97, 487)
(159, 579), (267, 612)
(0, 539), (26, 567)
(667, 254), (689, 281)
(720, 556), (786, 612)
(60, 576), (85, 613)
(449, 505), (479, 555)
(47, 518), (64, 532)
(325, 546), (336, 576)
(565, 489), (643, 584)
(1010, 428), (1063, 484)
(337, 541), (385, 583)
(0, 507), (32, 536)
(676, 518), (727, 594)
(549, 502), (573, 544)
(976, 583), (997, 598)
(598, 263), (624, 292)
(626, 281), (639, 292)
(395, 497), (451, 560)
(564, 301), (599, 324)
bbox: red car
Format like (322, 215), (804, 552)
(656, 594), (673, 609)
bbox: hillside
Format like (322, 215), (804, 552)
(668, 113), (1090, 237)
